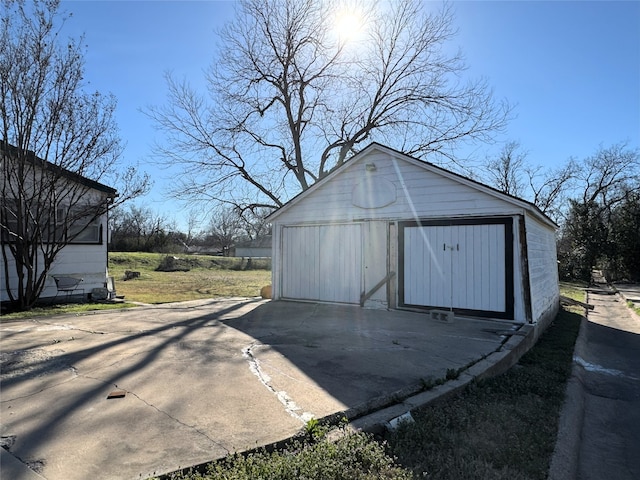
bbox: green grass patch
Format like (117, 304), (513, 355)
(2, 252), (271, 318)
(108, 252), (271, 304)
(559, 281), (588, 301)
(559, 281), (589, 315)
(626, 300), (640, 316)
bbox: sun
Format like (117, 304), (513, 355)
(334, 8), (364, 41)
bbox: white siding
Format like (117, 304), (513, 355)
(362, 221), (389, 309)
(272, 151), (524, 225)
(525, 213), (560, 323)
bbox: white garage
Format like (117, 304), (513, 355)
(267, 143), (559, 327)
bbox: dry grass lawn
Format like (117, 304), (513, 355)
(108, 252), (271, 304)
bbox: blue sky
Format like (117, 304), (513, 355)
(59, 0), (640, 229)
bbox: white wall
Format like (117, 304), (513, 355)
(273, 151), (527, 225)
(525, 212), (560, 324)
(362, 221), (389, 309)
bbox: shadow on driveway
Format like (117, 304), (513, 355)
(1, 298), (510, 480)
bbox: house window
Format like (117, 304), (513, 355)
(62, 207), (102, 244)
(69, 215), (101, 243)
(0, 198), (18, 243)
(1, 200), (102, 244)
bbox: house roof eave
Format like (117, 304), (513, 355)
(1, 140), (118, 197)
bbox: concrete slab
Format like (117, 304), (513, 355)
(1, 298), (515, 480)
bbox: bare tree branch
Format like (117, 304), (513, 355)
(145, 0), (512, 213)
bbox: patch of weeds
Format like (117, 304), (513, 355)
(304, 417), (325, 441)
(419, 367), (465, 392)
(445, 368), (460, 380)
(156, 256), (191, 272)
(419, 374), (448, 392)
(420, 377), (435, 390)
(159, 429), (412, 480)
(626, 300), (640, 316)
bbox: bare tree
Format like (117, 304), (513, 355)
(577, 142), (639, 210)
(483, 141), (527, 197)
(480, 140), (578, 222)
(146, 0), (511, 213)
(525, 159), (577, 221)
(204, 207), (243, 249)
(237, 207), (272, 241)
(1, 0), (149, 309)
(185, 208), (203, 244)
(109, 205), (173, 252)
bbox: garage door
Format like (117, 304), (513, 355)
(281, 224), (362, 304)
(399, 218), (513, 318)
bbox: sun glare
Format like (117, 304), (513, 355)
(334, 8), (364, 41)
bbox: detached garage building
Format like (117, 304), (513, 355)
(267, 143), (559, 328)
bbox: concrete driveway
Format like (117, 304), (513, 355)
(1, 298), (516, 480)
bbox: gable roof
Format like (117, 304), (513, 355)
(267, 142), (557, 228)
(1, 140), (118, 197)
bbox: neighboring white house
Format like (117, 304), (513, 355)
(1, 142), (117, 304)
(267, 143), (559, 329)
(234, 235), (272, 258)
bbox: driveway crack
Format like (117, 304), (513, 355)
(0, 368), (79, 403)
(76, 373), (230, 455)
(123, 388), (230, 455)
(34, 319), (107, 335)
(243, 342), (314, 424)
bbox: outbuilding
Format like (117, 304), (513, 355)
(267, 143), (559, 328)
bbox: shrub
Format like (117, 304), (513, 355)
(156, 256), (191, 272)
(162, 431), (411, 480)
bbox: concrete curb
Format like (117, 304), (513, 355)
(614, 288), (640, 323)
(346, 322), (537, 435)
(0, 447), (47, 480)
(548, 315), (588, 480)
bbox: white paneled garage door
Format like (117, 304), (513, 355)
(281, 224), (362, 304)
(399, 218), (514, 318)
